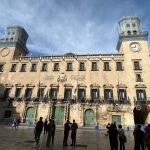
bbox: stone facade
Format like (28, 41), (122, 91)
(0, 17), (150, 127)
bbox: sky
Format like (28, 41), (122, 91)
(0, 0), (150, 55)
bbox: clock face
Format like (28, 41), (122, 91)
(130, 43), (140, 51)
(0, 48), (10, 57)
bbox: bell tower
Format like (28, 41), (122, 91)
(116, 16), (148, 53)
(0, 26), (29, 57)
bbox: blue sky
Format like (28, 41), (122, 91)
(0, 0), (150, 55)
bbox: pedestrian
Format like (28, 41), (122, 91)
(46, 119), (56, 146)
(105, 122), (111, 136)
(144, 124), (150, 150)
(12, 119), (17, 129)
(71, 119), (78, 147)
(34, 117), (44, 148)
(44, 119), (48, 134)
(133, 124), (145, 150)
(63, 120), (70, 146)
(108, 123), (118, 150)
(118, 124), (126, 150)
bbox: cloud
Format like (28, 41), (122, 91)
(0, 0), (150, 55)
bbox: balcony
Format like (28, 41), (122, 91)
(134, 97), (150, 105)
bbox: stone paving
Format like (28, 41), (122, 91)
(0, 125), (135, 150)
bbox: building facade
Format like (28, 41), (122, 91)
(0, 17), (150, 127)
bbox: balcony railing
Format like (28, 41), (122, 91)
(134, 97), (150, 105)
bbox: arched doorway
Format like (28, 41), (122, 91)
(54, 106), (64, 125)
(26, 107), (36, 122)
(133, 105), (148, 124)
(84, 109), (95, 126)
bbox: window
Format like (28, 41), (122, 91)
(15, 88), (22, 98)
(30, 64), (37, 72)
(104, 62), (110, 71)
(79, 62), (85, 71)
(92, 62), (98, 71)
(66, 62), (72, 71)
(132, 23), (136, 27)
(25, 88), (32, 98)
(118, 89), (127, 101)
(64, 89), (72, 100)
(136, 74), (143, 82)
(37, 88), (45, 98)
(134, 61), (141, 70)
(104, 89), (113, 100)
(53, 63), (59, 71)
(0, 64), (4, 72)
(41, 63), (47, 71)
(4, 88), (11, 98)
(136, 89), (146, 101)
(116, 62), (123, 71)
(126, 24), (130, 27)
(4, 110), (12, 118)
(91, 89), (99, 100)
(20, 64), (26, 72)
(133, 31), (137, 35)
(78, 89), (85, 102)
(10, 64), (17, 72)
(127, 31), (131, 35)
(50, 88), (57, 99)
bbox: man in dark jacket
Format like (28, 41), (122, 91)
(34, 117), (43, 147)
(63, 120), (70, 146)
(71, 119), (78, 147)
(133, 125), (145, 150)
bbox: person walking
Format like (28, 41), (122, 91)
(133, 124), (145, 150)
(12, 119), (17, 129)
(108, 123), (118, 150)
(71, 119), (78, 147)
(34, 117), (44, 148)
(105, 122), (111, 136)
(43, 119), (48, 134)
(46, 119), (56, 146)
(63, 120), (70, 146)
(118, 125), (126, 150)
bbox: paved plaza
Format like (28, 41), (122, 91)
(0, 125), (135, 150)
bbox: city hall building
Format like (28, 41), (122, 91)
(0, 16), (150, 127)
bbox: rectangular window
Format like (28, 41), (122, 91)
(50, 88), (57, 99)
(91, 89), (99, 100)
(136, 89), (146, 101)
(78, 89), (85, 102)
(79, 62), (85, 71)
(136, 74), (143, 82)
(53, 63), (59, 71)
(118, 89), (127, 101)
(15, 88), (22, 98)
(4, 110), (12, 118)
(116, 62), (123, 71)
(30, 64), (37, 72)
(134, 61), (141, 70)
(4, 88), (11, 98)
(25, 88), (32, 98)
(20, 64), (26, 72)
(64, 89), (72, 100)
(10, 64), (17, 72)
(104, 89), (113, 100)
(0, 64), (4, 72)
(37, 88), (45, 98)
(66, 62), (72, 71)
(92, 62), (98, 71)
(104, 62), (110, 71)
(41, 63), (47, 71)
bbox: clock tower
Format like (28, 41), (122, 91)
(116, 16), (149, 55)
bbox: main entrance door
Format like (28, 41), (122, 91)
(84, 109), (95, 126)
(54, 106), (64, 125)
(26, 107), (35, 122)
(112, 115), (121, 125)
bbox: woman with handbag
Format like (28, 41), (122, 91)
(118, 124), (126, 150)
